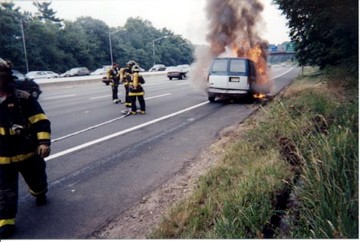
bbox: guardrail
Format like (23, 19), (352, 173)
(37, 71), (167, 88)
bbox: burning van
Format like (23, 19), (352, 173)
(207, 57), (257, 102)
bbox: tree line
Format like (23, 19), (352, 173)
(0, 2), (194, 74)
(274, 0), (358, 74)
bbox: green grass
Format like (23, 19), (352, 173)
(149, 66), (358, 239)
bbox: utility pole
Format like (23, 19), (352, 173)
(20, 21), (29, 73)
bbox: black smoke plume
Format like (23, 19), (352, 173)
(189, 0), (272, 94)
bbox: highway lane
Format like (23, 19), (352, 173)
(13, 65), (300, 239)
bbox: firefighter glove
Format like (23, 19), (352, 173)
(38, 144), (51, 158)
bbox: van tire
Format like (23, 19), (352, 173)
(208, 96), (216, 102)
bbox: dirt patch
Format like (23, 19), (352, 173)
(90, 122), (250, 239)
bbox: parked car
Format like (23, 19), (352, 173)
(25, 71), (59, 79)
(60, 67), (90, 77)
(207, 57), (256, 102)
(166, 65), (189, 80)
(12, 70), (42, 99)
(149, 64), (166, 72)
(90, 68), (107, 76)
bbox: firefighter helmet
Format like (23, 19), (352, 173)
(132, 65), (140, 73)
(126, 60), (136, 67)
(0, 58), (14, 82)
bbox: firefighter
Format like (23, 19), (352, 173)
(107, 63), (121, 104)
(128, 65), (146, 115)
(120, 62), (131, 108)
(120, 60), (136, 110)
(0, 58), (51, 238)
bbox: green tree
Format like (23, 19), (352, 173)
(74, 17), (110, 69)
(0, 5), (194, 73)
(33, 1), (61, 22)
(0, 2), (31, 72)
(118, 17), (194, 69)
(56, 20), (92, 71)
(274, 0), (358, 71)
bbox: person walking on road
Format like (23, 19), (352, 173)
(0, 58), (51, 239)
(107, 63), (121, 104)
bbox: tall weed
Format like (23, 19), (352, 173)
(150, 66), (358, 238)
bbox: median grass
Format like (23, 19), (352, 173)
(149, 66), (358, 239)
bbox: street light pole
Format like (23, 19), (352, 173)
(108, 29), (123, 65)
(108, 31), (113, 65)
(152, 35), (168, 66)
(20, 21), (29, 73)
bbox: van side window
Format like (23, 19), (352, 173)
(212, 59), (228, 73)
(230, 59), (246, 73)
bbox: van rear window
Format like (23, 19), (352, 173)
(230, 59), (246, 73)
(211, 59), (228, 73)
(211, 58), (247, 74)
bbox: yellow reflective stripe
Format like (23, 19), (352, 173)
(129, 92), (144, 96)
(37, 132), (51, 140)
(0, 218), (15, 227)
(29, 188), (47, 196)
(0, 127), (16, 135)
(0, 152), (35, 165)
(28, 113), (48, 124)
(0, 127), (6, 135)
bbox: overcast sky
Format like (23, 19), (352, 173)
(13, 0), (290, 45)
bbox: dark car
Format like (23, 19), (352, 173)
(166, 65), (189, 80)
(60, 67), (90, 77)
(12, 70), (42, 99)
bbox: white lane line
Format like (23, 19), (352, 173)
(145, 93), (171, 100)
(41, 94), (76, 100)
(90, 95), (111, 100)
(52, 93), (172, 143)
(45, 101), (209, 161)
(271, 66), (296, 80)
(89, 93), (171, 100)
(51, 116), (129, 143)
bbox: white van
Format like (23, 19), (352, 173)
(207, 57), (257, 102)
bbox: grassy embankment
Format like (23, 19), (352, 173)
(150, 66), (358, 239)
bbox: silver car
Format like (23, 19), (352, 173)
(60, 67), (90, 77)
(25, 71), (59, 79)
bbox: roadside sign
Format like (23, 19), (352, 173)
(268, 44), (277, 52)
(286, 42), (295, 52)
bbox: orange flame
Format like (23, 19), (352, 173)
(253, 93), (266, 99)
(230, 43), (269, 88)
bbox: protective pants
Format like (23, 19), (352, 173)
(112, 84), (119, 101)
(0, 155), (47, 228)
(124, 84), (131, 108)
(131, 95), (145, 113)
